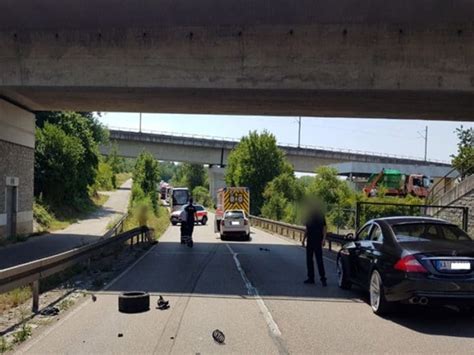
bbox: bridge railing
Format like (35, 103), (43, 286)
(0, 226), (155, 313)
(249, 215), (349, 252)
(107, 126), (450, 164)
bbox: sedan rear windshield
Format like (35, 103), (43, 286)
(392, 223), (472, 242)
(225, 211), (245, 219)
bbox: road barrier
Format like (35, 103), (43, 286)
(0, 226), (154, 313)
(249, 215), (349, 252)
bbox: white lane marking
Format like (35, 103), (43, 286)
(226, 243), (282, 337)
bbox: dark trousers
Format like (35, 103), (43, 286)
(187, 223), (194, 239)
(180, 223), (194, 240)
(306, 243), (326, 282)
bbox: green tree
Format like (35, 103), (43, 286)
(170, 164), (187, 187)
(94, 159), (114, 191)
(35, 111), (107, 203)
(159, 162), (178, 182)
(307, 167), (352, 208)
(261, 171), (304, 223)
(306, 167), (354, 231)
(192, 186), (213, 207)
(183, 163), (207, 191)
(226, 131), (288, 215)
(35, 123), (85, 204)
(451, 126), (474, 179)
(132, 151), (160, 211)
(106, 142), (125, 174)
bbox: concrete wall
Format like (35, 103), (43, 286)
(431, 175), (474, 235)
(0, 99), (35, 237)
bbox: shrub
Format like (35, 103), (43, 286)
(192, 186), (213, 207)
(33, 202), (53, 229)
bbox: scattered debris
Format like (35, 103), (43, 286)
(39, 306), (59, 317)
(259, 247), (270, 252)
(91, 294), (97, 302)
(157, 296), (170, 310)
(118, 333), (123, 338)
(212, 329), (225, 345)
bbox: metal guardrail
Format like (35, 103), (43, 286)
(249, 215), (349, 252)
(103, 213), (128, 238)
(108, 126), (450, 164)
(0, 226), (154, 313)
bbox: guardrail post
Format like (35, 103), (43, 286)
(31, 280), (40, 313)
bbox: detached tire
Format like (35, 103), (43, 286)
(118, 291), (150, 313)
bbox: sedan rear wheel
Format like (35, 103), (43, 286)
(337, 257), (352, 290)
(201, 216), (208, 225)
(370, 270), (392, 316)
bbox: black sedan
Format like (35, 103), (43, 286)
(336, 217), (474, 315)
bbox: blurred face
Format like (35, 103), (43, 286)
(302, 196), (325, 219)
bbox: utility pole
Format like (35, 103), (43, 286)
(139, 112), (142, 133)
(297, 116), (302, 148)
(424, 126), (428, 162)
(417, 125), (428, 161)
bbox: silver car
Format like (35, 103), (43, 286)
(220, 210), (250, 241)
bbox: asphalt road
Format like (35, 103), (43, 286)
(17, 214), (474, 354)
(0, 180), (131, 270)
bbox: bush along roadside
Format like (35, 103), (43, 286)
(124, 151), (169, 239)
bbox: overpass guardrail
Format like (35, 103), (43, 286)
(0, 226), (155, 313)
(249, 215), (350, 252)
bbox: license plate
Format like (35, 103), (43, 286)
(451, 262), (471, 270)
(231, 221), (240, 226)
(436, 260), (471, 271)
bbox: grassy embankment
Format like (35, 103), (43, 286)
(33, 193), (109, 233)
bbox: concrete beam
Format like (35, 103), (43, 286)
(0, 0), (473, 120)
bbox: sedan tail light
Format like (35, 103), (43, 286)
(394, 255), (428, 273)
(244, 219), (248, 225)
(221, 220), (225, 226)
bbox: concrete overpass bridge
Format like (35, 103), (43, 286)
(0, 0), (474, 120)
(102, 128), (452, 198)
(0, 0), (473, 237)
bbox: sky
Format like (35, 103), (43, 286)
(98, 113), (473, 163)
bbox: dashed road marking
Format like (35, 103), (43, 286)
(226, 243), (282, 337)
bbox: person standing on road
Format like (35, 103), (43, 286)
(184, 197), (198, 243)
(302, 203), (327, 287)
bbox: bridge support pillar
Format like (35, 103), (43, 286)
(208, 166), (226, 202)
(0, 99), (35, 239)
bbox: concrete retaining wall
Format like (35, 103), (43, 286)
(432, 175), (474, 235)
